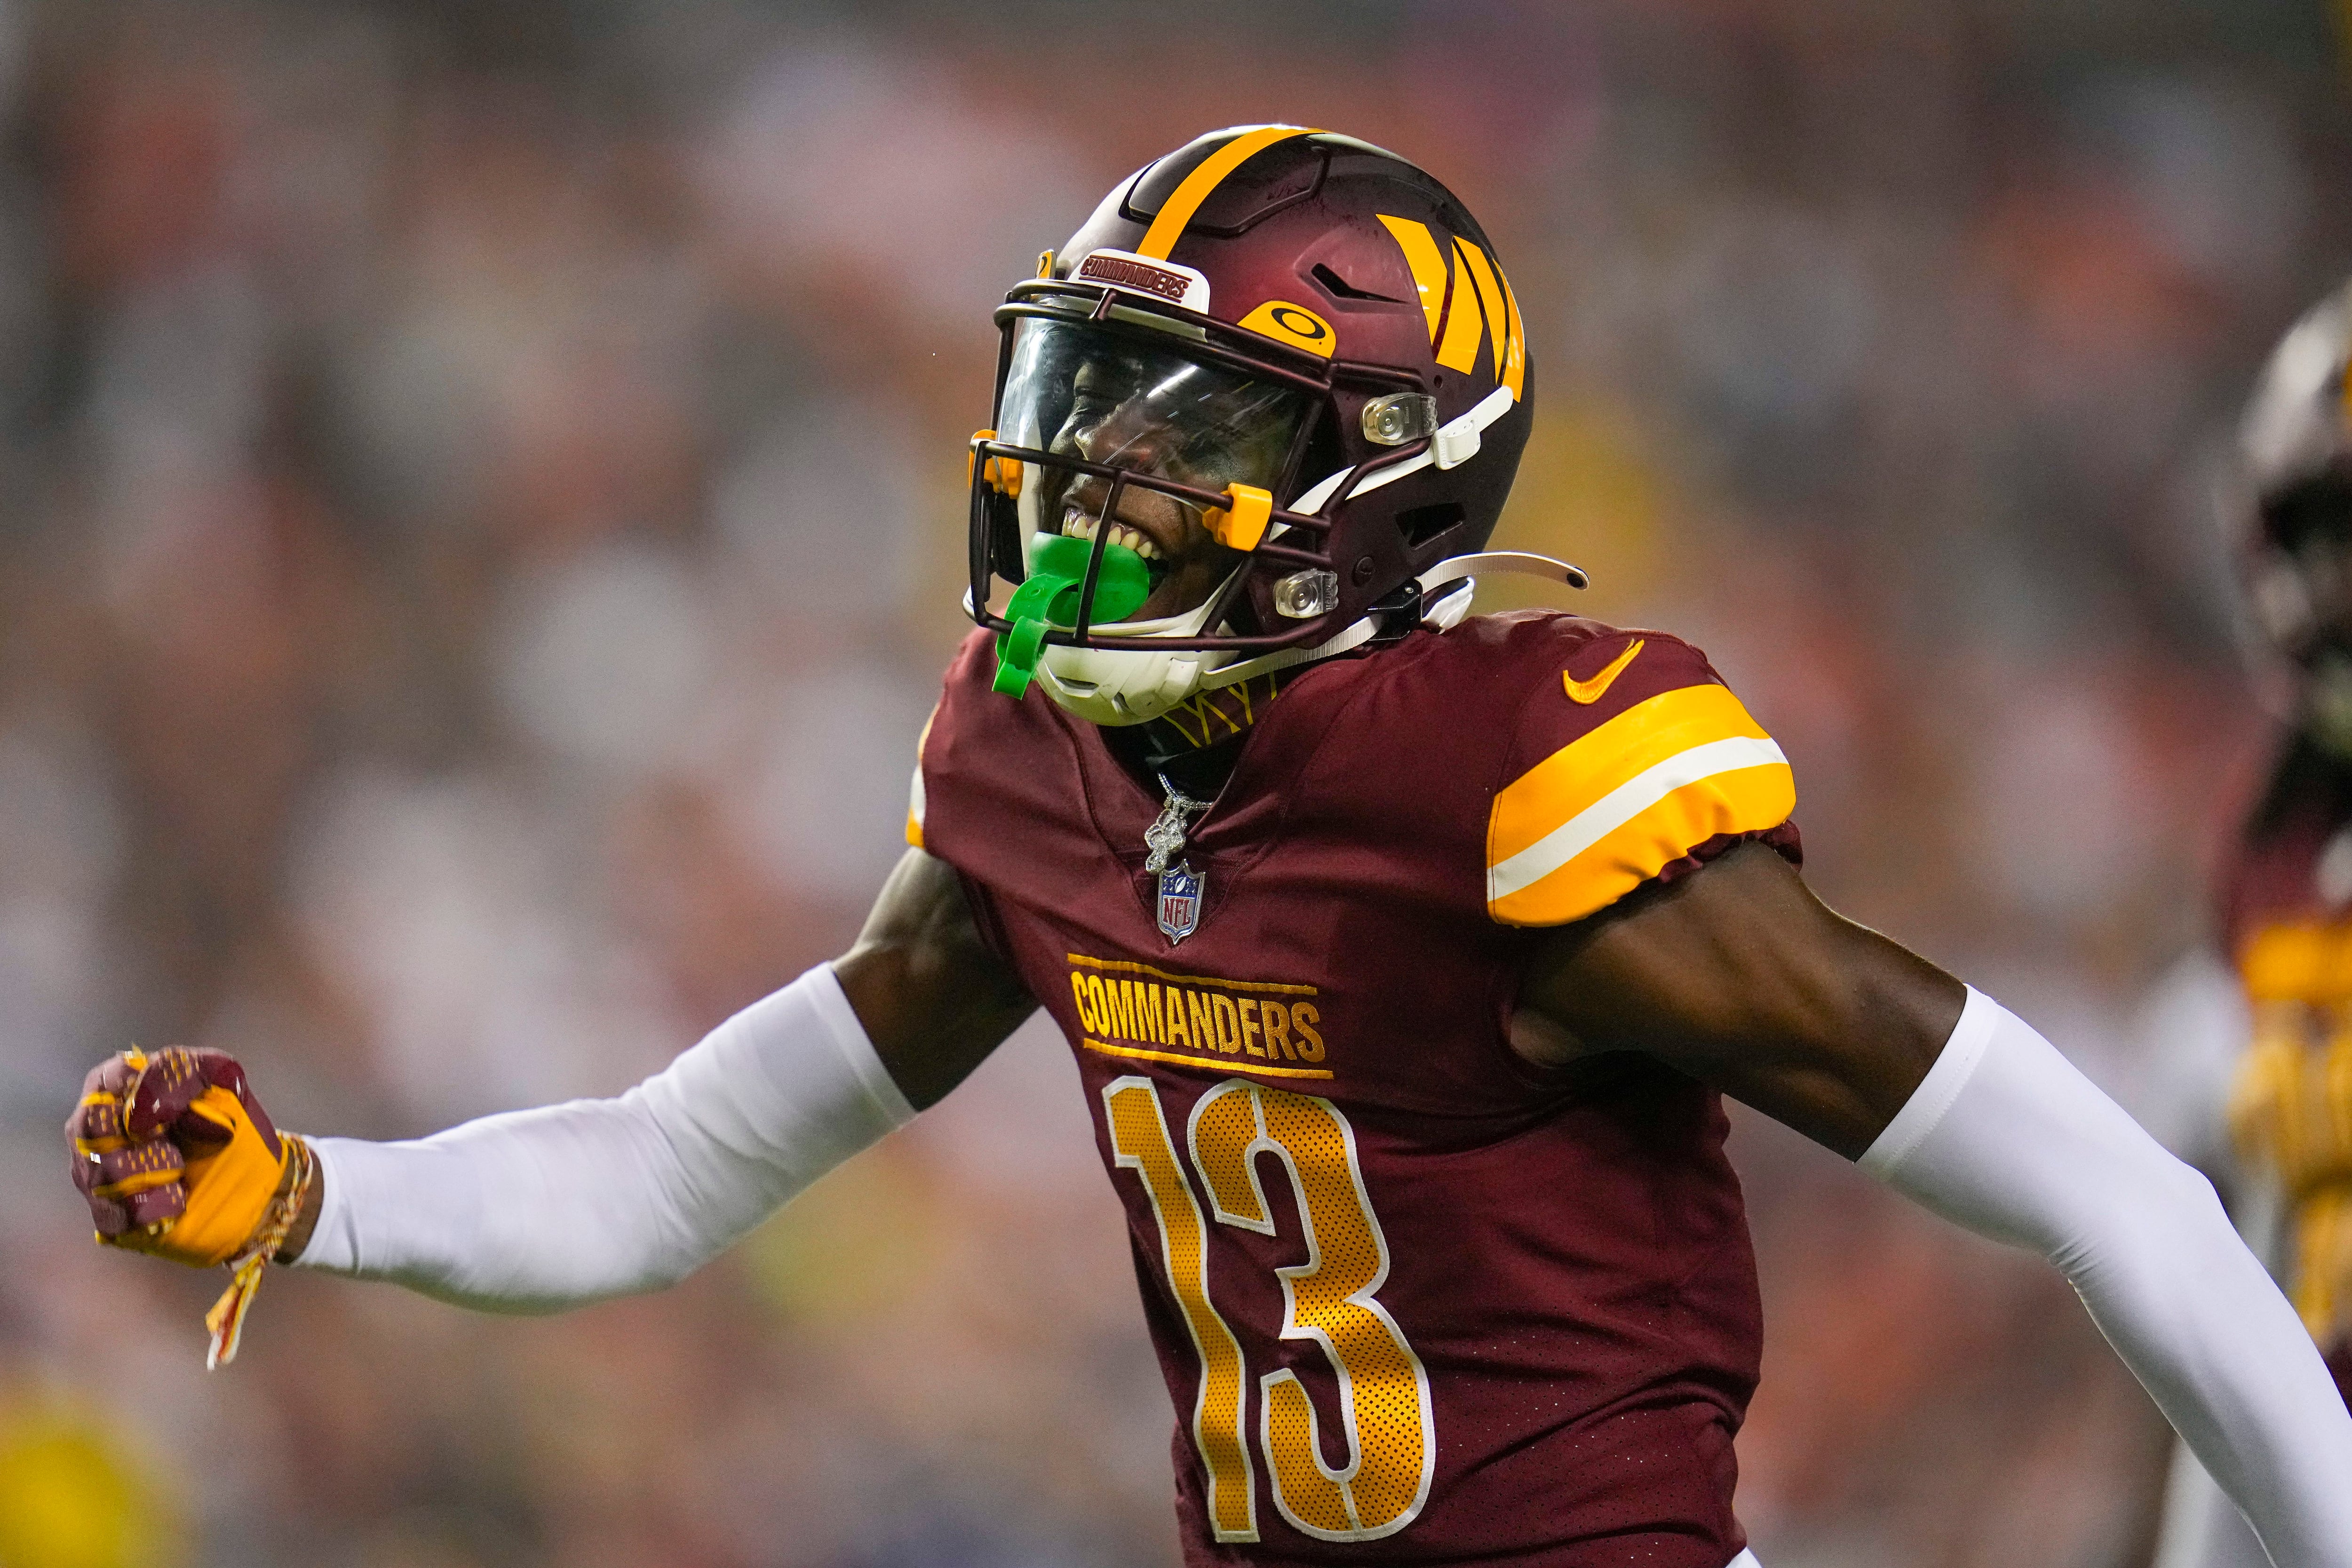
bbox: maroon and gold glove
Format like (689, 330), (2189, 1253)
(65, 1047), (315, 1366)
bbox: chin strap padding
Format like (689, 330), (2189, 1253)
(993, 533), (1151, 698)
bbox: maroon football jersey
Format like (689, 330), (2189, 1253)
(913, 611), (1800, 1566)
(2216, 737), (2352, 1380)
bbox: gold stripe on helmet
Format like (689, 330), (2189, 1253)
(1500, 268), (1526, 400)
(1376, 215), (1449, 343)
(1434, 240), (1487, 374)
(1378, 215), (1526, 390)
(1453, 238), (1509, 381)
(1138, 126), (1319, 262)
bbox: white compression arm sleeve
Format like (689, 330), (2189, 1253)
(1865, 989), (2352, 1568)
(292, 963), (914, 1313)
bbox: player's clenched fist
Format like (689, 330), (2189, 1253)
(68, 1046), (288, 1264)
(65, 1047), (318, 1365)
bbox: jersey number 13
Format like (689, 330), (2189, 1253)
(1103, 1075), (1436, 1544)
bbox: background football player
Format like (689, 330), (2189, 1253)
(2149, 282), (2352, 1568)
(69, 129), (2352, 1568)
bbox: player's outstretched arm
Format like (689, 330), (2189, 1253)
(1515, 842), (2352, 1568)
(833, 846), (1039, 1109)
(69, 847), (1035, 1320)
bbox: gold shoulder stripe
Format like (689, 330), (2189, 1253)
(1375, 215), (1449, 342)
(1137, 127), (1318, 262)
(1453, 238), (1508, 381)
(2240, 923), (2352, 1003)
(1486, 682), (1793, 924)
(1489, 683), (1770, 867)
(1488, 758), (1793, 926)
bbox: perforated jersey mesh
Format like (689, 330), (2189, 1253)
(1106, 1081), (1258, 1540)
(1160, 1085), (1435, 1538)
(1190, 1086), (1269, 1226)
(1262, 1090), (1428, 1533)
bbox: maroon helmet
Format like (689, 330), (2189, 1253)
(967, 126), (1570, 722)
(2236, 280), (2352, 751)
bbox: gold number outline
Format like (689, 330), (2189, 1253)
(1186, 1079), (1438, 1543)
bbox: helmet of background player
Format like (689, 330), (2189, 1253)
(2238, 280), (2352, 756)
(967, 126), (1534, 724)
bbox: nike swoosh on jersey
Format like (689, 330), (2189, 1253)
(1564, 638), (1645, 705)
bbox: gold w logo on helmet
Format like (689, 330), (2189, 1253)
(1375, 215), (1526, 398)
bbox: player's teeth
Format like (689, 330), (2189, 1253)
(1057, 516), (1158, 559)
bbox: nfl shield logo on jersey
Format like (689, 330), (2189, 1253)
(1157, 862), (1204, 945)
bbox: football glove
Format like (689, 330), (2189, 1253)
(66, 1047), (316, 1366)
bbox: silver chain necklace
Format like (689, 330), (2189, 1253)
(1144, 775), (1210, 874)
(1145, 775), (1211, 944)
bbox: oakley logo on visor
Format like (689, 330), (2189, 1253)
(1076, 248), (1212, 313)
(1237, 299), (1335, 359)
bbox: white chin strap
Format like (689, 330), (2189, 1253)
(1416, 550), (1589, 596)
(1193, 550), (1587, 693)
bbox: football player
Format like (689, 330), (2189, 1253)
(67, 129), (2352, 1568)
(2151, 283), (2352, 1568)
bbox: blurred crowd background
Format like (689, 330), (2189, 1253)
(0, 0), (2345, 1564)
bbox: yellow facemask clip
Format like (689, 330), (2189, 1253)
(969, 430), (1023, 497)
(1203, 484), (1273, 551)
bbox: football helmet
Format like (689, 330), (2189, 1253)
(2238, 280), (2352, 754)
(967, 126), (1580, 724)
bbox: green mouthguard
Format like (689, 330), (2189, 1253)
(993, 532), (1152, 698)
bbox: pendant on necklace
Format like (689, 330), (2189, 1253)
(1156, 860), (1204, 945)
(1146, 778), (1208, 945)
